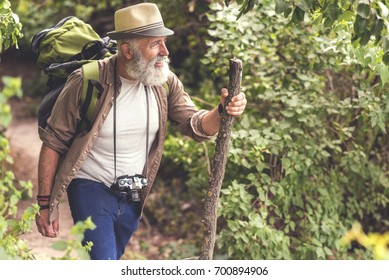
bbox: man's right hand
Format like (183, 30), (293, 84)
(36, 143), (61, 238)
(36, 210), (59, 238)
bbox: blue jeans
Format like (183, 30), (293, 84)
(67, 178), (141, 260)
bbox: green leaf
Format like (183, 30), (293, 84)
(383, 36), (389, 53)
(338, 10), (355, 21)
(359, 31), (370, 46)
(296, 0), (311, 12)
(237, 0), (256, 20)
(354, 16), (369, 35)
(52, 240), (68, 251)
(357, 3), (371, 19)
(292, 6), (305, 23)
(324, 17), (335, 28)
(284, 7), (293, 18)
(9, 194), (19, 206)
(275, 0), (289, 14)
(2, 1), (11, 10)
(378, 64), (389, 86)
(324, 247), (333, 256)
(76, 248), (91, 260)
(371, 19), (384, 38)
(327, 4), (340, 21)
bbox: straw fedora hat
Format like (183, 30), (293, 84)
(107, 3), (174, 40)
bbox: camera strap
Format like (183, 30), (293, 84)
(113, 58), (118, 181)
(112, 58), (150, 181)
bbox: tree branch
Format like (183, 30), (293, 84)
(199, 58), (242, 260)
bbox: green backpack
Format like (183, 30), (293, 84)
(31, 16), (117, 131)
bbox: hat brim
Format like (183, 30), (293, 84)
(107, 26), (174, 40)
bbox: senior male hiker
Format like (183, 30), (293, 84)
(35, 3), (247, 260)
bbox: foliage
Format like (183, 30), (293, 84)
(0, 76), (36, 259)
(216, 0), (389, 85)
(0, 76), (22, 130)
(160, 1), (389, 260)
(50, 217), (95, 260)
(341, 223), (389, 260)
(0, 1), (36, 260)
(0, 0), (23, 54)
(220, 2), (387, 259)
(220, 0), (389, 48)
(155, 0), (213, 90)
(160, 240), (199, 260)
(0, 208), (37, 260)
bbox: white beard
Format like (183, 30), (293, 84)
(125, 52), (170, 86)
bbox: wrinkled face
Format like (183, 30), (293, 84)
(122, 37), (171, 86)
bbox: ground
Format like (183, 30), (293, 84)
(5, 99), (178, 260)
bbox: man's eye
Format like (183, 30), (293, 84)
(150, 40), (167, 48)
(150, 41), (161, 47)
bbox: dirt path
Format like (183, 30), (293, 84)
(5, 117), (74, 259)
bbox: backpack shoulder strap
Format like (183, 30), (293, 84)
(79, 60), (103, 131)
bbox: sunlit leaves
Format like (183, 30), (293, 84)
(220, 0), (389, 66)
(51, 217), (95, 260)
(0, 83), (36, 258)
(341, 223), (389, 260)
(0, 0), (23, 54)
(0, 76), (22, 130)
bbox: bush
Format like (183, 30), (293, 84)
(205, 2), (389, 259)
(0, 76), (36, 259)
(161, 2), (389, 259)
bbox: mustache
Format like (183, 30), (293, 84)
(155, 55), (170, 64)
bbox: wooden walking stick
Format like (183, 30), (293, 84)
(200, 58), (243, 260)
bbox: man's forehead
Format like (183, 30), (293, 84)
(138, 36), (167, 45)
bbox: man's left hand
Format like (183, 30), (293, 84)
(220, 88), (247, 116)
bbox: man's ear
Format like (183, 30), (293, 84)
(120, 44), (133, 60)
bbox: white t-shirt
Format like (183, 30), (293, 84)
(76, 77), (159, 187)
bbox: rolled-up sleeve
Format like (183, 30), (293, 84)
(190, 109), (213, 141)
(167, 73), (213, 142)
(38, 70), (83, 154)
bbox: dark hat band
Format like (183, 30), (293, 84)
(108, 24), (174, 40)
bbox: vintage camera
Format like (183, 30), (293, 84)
(110, 174), (147, 203)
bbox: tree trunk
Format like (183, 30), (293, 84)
(199, 59), (242, 260)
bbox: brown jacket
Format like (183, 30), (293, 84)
(39, 55), (212, 222)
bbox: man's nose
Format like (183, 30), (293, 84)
(159, 41), (169, 56)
